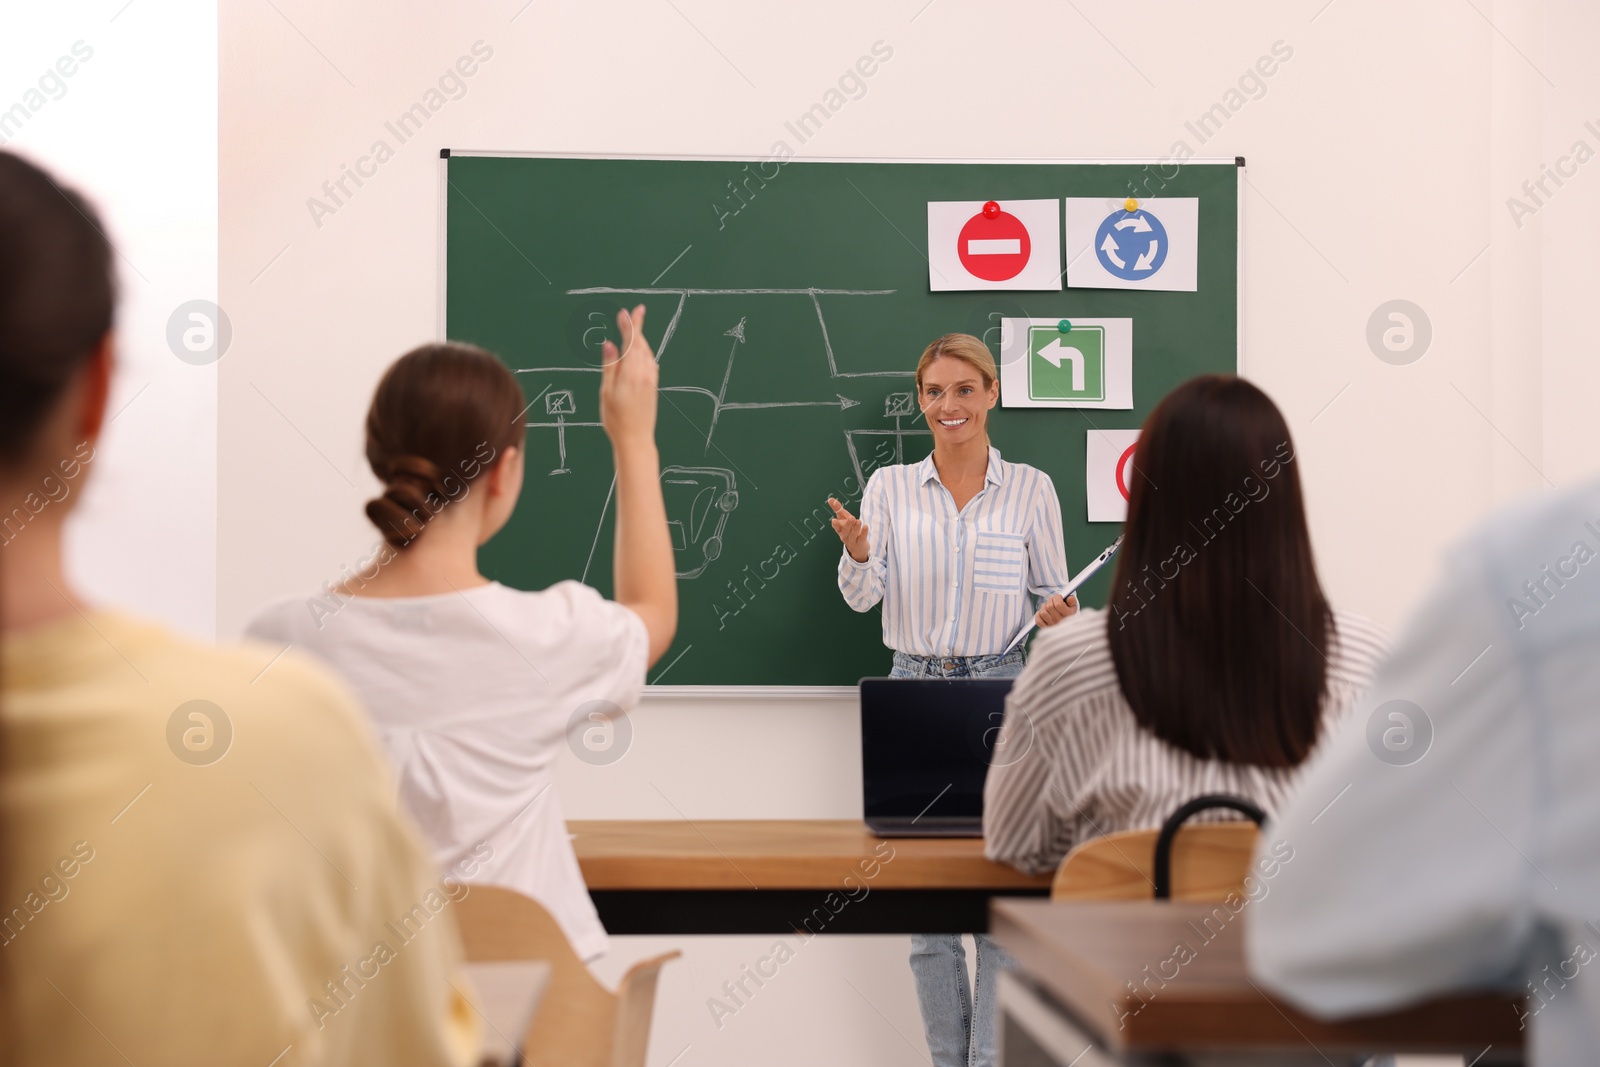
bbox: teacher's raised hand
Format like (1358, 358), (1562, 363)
(827, 497), (870, 563)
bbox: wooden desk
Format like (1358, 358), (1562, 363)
(990, 900), (1525, 1065)
(570, 819), (1050, 935)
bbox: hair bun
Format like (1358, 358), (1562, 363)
(361, 341), (525, 549)
(365, 455), (449, 547)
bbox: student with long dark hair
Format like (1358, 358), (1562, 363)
(0, 153), (479, 1063)
(984, 375), (1389, 874)
(248, 312), (676, 963)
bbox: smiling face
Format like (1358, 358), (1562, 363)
(919, 355), (998, 446)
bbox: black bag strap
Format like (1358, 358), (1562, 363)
(1152, 794), (1267, 900)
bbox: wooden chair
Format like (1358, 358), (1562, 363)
(453, 885), (679, 1067)
(1051, 795), (1265, 902)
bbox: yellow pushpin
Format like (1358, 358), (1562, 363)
(1124, 197), (1139, 212)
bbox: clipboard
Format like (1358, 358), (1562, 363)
(1002, 535), (1123, 655)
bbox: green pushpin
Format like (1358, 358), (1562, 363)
(1057, 319), (1072, 333)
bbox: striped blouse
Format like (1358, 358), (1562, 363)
(837, 447), (1070, 658)
(983, 607), (1389, 876)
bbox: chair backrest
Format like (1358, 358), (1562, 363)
(1151, 794), (1265, 898)
(452, 885), (678, 1067)
(1051, 822), (1261, 902)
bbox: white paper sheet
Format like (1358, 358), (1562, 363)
(926, 199), (1062, 291)
(1064, 197), (1198, 292)
(1086, 428), (1142, 522)
(998, 317), (1133, 409)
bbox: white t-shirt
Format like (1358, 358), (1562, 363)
(247, 580), (648, 961)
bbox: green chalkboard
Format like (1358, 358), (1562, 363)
(444, 155), (1238, 686)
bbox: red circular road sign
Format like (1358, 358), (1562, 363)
(957, 207), (1032, 282)
(1114, 443), (1138, 501)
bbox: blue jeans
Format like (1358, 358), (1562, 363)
(890, 650), (1023, 1067)
(889, 649), (1025, 680)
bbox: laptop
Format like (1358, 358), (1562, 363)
(860, 677), (1015, 838)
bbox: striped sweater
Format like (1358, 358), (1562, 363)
(983, 607), (1390, 875)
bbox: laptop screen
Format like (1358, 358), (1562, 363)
(859, 678), (1015, 823)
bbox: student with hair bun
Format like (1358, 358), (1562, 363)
(0, 150), (480, 1064)
(248, 309), (677, 962)
(360, 344), (523, 554)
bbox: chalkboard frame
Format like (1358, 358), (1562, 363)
(439, 152), (1243, 696)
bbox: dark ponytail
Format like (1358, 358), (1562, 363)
(364, 343), (525, 548)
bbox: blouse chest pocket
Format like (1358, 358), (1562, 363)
(972, 530), (1026, 593)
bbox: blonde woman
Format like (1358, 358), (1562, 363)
(827, 333), (1075, 1067)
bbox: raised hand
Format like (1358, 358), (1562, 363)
(599, 305), (657, 449)
(827, 497), (870, 563)
(601, 304), (678, 666)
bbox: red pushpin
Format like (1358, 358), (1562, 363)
(982, 200), (1000, 219)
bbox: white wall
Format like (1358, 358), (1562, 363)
(216, 1), (1594, 1065)
(1536, 1), (1600, 488)
(6, 0), (217, 639)
(218, 0), (1585, 634)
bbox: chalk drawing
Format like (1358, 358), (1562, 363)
(661, 465), (740, 579)
(519, 287), (926, 581)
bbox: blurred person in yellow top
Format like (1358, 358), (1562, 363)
(0, 152), (481, 1064)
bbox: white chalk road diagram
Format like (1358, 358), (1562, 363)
(517, 287), (928, 581)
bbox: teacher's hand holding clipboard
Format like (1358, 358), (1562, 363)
(1033, 589), (1079, 627)
(1002, 534), (1122, 654)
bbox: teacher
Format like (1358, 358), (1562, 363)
(827, 332), (1075, 1067)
